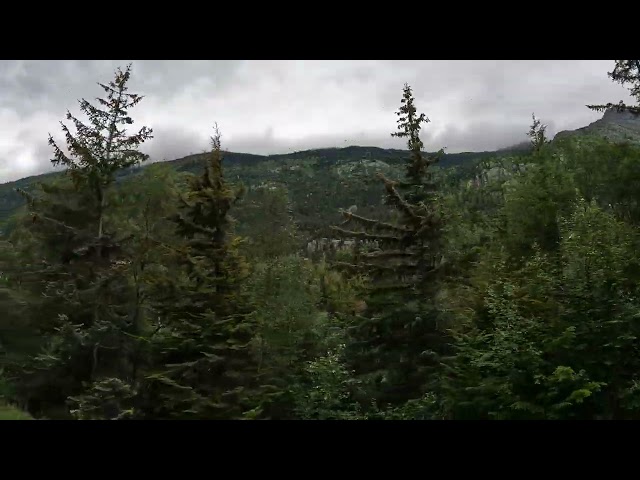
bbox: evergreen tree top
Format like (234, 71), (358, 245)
(391, 83), (441, 187)
(48, 63), (153, 188)
(392, 84), (429, 151)
(528, 113), (549, 154)
(174, 125), (243, 249)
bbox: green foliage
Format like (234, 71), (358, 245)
(375, 393), (441, 420)
(290, 344), (364, 420)
(68, 377), (137, 420)
(441, 200), (640, 419)
(48, 63), (153, 189)
(556, 137), (640, 224)
(243, 255), (366, 418)
(140, 128), (262, 419)
(391, 83), (442, 186)
(502, 149), (577, 257)
(234, 184), (300, 259)
(246, 256), (324, 417)
(5, 61), (640, 421)
(5, 65), (152, 419)
(330, 84), (447, 408)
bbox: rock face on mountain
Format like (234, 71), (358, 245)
(554, 108), (640, 144)
(601, 108), (640, 128)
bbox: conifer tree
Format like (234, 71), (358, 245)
(588, 60), (640, 115)
(9, 64), (153, 418)
(48, 63), (152, 243)
(528, 113), (549, 154)
(141, 126), (263, 419)
(391, 84), (441, 197)
(330, 84), (446, 407)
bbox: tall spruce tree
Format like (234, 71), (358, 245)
(141, 126), (263, 419)
(9, 64), (153, 418)
(391, 84), (437, 196)
(331, 84), (446, 408)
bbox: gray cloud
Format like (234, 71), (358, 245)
(433, 119), (531, 153)
(0, 60), (633, 183)
(142, 126), (209, 163)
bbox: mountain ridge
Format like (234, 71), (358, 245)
(0, 145), (526, 232)
(1, 109), (640, 229)
(5, 108), (640, 190)
(0, 145), (506, 188)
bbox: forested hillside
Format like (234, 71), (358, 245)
(2, 60), (640, 419)
(0, 145), (505, 236)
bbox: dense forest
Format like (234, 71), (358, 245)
(2, 60), (640, 419)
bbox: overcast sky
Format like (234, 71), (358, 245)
(0, 60), (633, 183)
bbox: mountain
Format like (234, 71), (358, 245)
(1, 108), (638, 232)
(554, 108), (640, 144)
(0, 146), (506, 230)
(167, 146), (502, 173)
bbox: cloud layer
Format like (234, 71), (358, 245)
(0, 60), (632, 183)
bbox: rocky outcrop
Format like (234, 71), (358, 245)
(554, 108), (640, 143)
(305, 237), (379, 258)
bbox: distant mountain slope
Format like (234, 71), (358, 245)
(168, 146), (502, 174)
(0, 111), (627, 230)
(554, 109), (640, 144)
(0, 146), (503, 223)
(0, 146), (509, 233)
